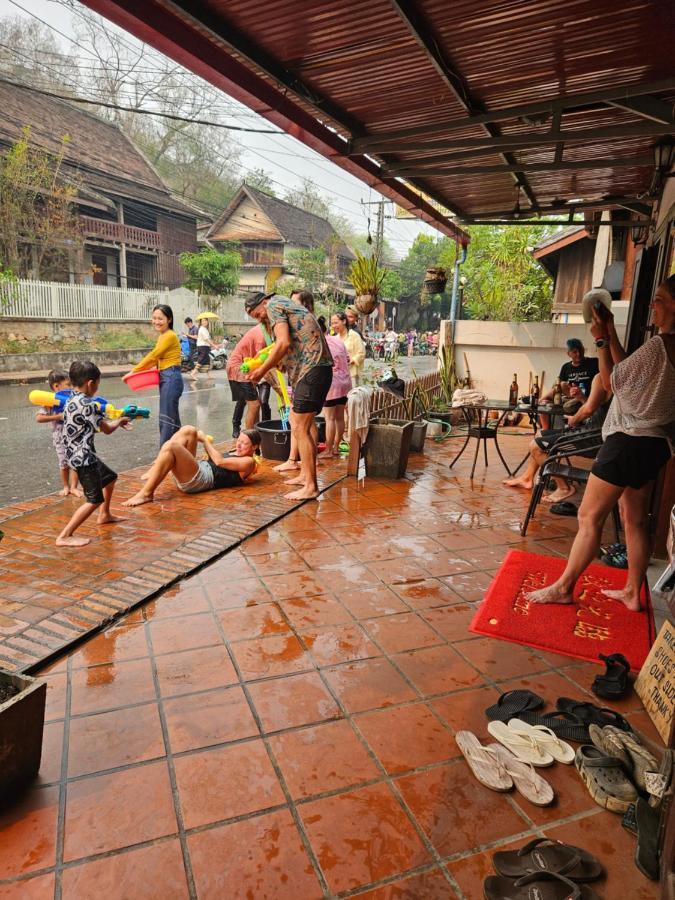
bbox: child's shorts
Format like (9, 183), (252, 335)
(53, 432), (69, 469)
(76, 460), (117, 504)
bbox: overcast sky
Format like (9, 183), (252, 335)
(1, 0), (441, 258)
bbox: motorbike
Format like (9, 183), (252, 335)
(209, 345), (228, 370)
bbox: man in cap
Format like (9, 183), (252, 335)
(539, 337), (600, 428)
(244, 291), (333, 500)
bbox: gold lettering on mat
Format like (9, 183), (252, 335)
(512, 572), (547, 616)
(636, 621), (675, 743)
(573, 573), (616, 640)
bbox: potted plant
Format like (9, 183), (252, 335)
(0, 669), (47, 802)
(424, 266), (448, 294)
(349, 252), (386, 315)
(401, 379), (430, 452)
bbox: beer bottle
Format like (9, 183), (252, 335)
(508, 373), (519, 406)
(553, 377), (563, 406)
(531, 375), (540, 409)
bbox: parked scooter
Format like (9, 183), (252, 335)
(209, 344), (228, 370)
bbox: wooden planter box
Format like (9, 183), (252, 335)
(365, 418), (414, 479)
(409, 419), (428, 452)
(0, 670), (47, 804)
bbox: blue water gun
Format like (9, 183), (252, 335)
(29, 389), (150, 420)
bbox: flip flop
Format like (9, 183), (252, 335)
(589, 725), (658, 791)
(486, 744), (554, 806)
(635, 797), (660, 881)
(592, 652), (631, 699)
(487, 721), (554, 766)
(485, 689), (544, 722)
(484, 871), (602, 900)
(492, 837), (604, 881)
(455, 731), (513, 792)
(550, 500), (578, 516)
(556, 698), (633, 732)
(520, 710), (590, 744)
(508, 718), (575, 764)
(575, 744), (638, 814)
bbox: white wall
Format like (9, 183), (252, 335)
(452, 319), (626, 398)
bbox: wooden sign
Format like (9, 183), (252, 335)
(635, 619), (675, 743)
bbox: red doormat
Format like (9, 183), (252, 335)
(469, 549), (655, 671)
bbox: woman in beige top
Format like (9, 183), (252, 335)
(331, 311), (365, 385)
(528, 276), (675, 612)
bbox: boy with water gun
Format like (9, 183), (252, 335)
(35, 370), (82, 498)
(56, 361), (132, 548)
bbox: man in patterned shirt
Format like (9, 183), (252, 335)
(245, 292), (333, 500)
(56, 361), (131, 547)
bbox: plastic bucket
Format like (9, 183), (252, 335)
(316, 416), (326, 443)
(122, 369), (160, 391)
(256, 419), (291, 461)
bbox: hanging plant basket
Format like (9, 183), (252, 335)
(424, 267), (447, 294)
(355, 293), (378, 315)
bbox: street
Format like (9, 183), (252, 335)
(0, 355), (436, 506)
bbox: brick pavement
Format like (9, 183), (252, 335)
(0, 433), (661, 898)
(0, 450), (347, 673)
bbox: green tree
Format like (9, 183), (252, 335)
(179, 246), (241, 296)
(381, 269), (403, 300)
(246, 168), (277, 196)
(277, 247), (327, 293)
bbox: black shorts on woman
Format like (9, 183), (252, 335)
(591, 432), (670, 490)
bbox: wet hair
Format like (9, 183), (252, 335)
(660, 274), (675, 301)
(48, 369), (69, 389)
(69, 360), (101, 387)
(239, 428), (261, 451)
(153, 304), (174, 329)
(317, 315), (327, 334)
(290, 290), (315, 313)
(332, 311), (348, 328)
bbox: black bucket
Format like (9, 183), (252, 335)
(256, 419), (292, 461)
(316, 415), (326, 444)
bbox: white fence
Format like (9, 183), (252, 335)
(0, 279), (169, 321)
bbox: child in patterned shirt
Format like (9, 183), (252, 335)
(35, 370), (83, 498)
(56, 361), (131, 547)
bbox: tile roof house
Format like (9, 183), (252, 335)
(205, 184), (355, 295)
(0, 78), (199, 289)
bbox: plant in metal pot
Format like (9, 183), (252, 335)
(349, 252), (386, 315)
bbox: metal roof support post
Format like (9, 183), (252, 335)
(449, 245), (468, 335)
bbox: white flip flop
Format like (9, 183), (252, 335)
(508, 718), (575, 764)
(455, 730), (513, 791)
(487, 743), (555, 806)
(487, 720), (554, 766)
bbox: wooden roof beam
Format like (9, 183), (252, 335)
(390, 155), (652, 177)
(350, 78), (675, 153)
(609, 96), (674, 125)
(464, 196), (653, 219)
(389, 0), (539, 210)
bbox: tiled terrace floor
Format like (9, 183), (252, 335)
(0, 434), (662, 898)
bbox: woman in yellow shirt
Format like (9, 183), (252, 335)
(129, 304), (183, 445)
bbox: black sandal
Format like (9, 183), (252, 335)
(591, 653), (631, 700)
(492, 838), (604, 882)
(556, 698), (633, 732)
(484, 871), (602, 900)
(519, 710), (590, 743)
(485, 690), (544, 722)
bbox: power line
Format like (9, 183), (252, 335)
(0, 75), (283, 133)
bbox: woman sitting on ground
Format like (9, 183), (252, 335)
(317, 316), (352, 458)
(124, 426), (259, 506)
(503, 373), (610, 504)
(527, 276), (675, 612)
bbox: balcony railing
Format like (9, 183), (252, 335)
(239, 248), (284, 267)
(80, 216), (162, 249)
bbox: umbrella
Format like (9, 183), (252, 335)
(195, 311), (220, 320)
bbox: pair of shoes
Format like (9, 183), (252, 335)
(454, 731), (554, 806)
(592, 652), (631, 699)
(589, 724), (659, 791)
(556, 697), (633, 732)
(550, 500), (578, 516)
(485, 690), (591, 742)
(575, 744), (638, 813)
(488, 719), (574, 765)
(600, 542), (628, 568)
(483, 839), (604, 899)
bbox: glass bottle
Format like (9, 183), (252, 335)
(553, 377), (563, 407)
(508, 373), (519, 406)
(531, 375), (540, 409)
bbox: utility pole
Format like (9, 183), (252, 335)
(360, 199), (388, 260)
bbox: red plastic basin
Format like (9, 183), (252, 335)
(122, 369), (160, 391)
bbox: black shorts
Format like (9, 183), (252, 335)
(591, 432), (671, 490)
(76, 460), (117, 505)
(229, 379), (258, 402)
(323, 395), (348, 408)
(292, 365), (333, 414)
(196, 346), (211, 369)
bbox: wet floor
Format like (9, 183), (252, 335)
(0, 357), (436, 506)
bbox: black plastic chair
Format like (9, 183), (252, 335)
(520, 429), (621, 541)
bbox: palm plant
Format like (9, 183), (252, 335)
(348, 251), (387, 297)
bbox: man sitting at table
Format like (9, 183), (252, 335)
(503, 374), (610, 504)
(539, 338), (599, 428)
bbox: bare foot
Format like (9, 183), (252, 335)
(503, 477), (533, 489)
(140, 471), (151, 481)
(284, 474), (306, 486)
(273, 461), (299, 472)
(56, 535), (90, 547)
(58, 486), (69, 497)
(542, 486), (576, 504)
(317, 450), (335, 460)
(123, 492), (154, 508)
(71, 487), (84, 498)
(97, 513), (126, 525)
(602, 588), (641, 612)
(284, 487), (320, 500)
(526, 584), (575, 604)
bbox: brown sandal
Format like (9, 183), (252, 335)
(484, 871), (602, 899)
(492, 838), (603, 882)
(575, 744), (638, 813)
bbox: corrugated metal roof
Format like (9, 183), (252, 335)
(81, 0), (675, 227)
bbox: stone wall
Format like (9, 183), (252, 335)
(1, 346), (152, 373)
(0, 318), (154, 345)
